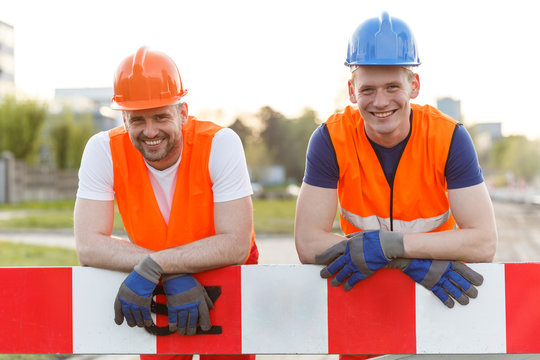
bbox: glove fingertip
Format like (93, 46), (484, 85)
(343, 282), (353, 291)
(475, 274), (484, 286)
(320, 268), (332, 279)
(444, 298), (455, 308)
(169, 324), (178, 332)
(456, 294), (470, 306)
(466, 286), (478, 299)
(330, 277), (342, 287)
(114, 299), (124, 325)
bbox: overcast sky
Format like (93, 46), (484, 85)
(3, 0), (540, 139)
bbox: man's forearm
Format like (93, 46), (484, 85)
(150, 232), (252, 274)
(295, 227), (346, 264)
(76, 233), (151, 272)
(403, 228), (497, 263)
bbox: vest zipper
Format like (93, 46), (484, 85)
(368, 111), (413, 232)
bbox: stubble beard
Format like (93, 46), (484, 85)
(136, 137), (173, 162)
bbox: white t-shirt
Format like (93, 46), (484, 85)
(77, 127), (253, 224)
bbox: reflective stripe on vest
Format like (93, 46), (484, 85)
(326, 104), (458, 235)
(340, 206), (456, 233)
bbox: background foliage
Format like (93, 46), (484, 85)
(1, 96), (539, 187)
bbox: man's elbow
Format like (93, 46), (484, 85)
(75, 246), (92, 267)
(74, 235), (97, 267)
(294, 232), (316, 264)
(472, 228), (498, 262)
(232, 233), (254, 265)
(482, 229), (498, 262)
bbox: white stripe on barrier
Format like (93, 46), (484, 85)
(415, 263), (507, 354)
(73, 267), (156, 354)
(241, 265), (328, 354)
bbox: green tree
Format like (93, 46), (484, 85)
(490, 135), (540, 182)
(229, 117), (252, 145)
(259, 106), (287, 160)
(258, 106), (319, 183)
(281, 108), (319, 182)
(49, 107), (94, 169)
(0, 96), (47, 163)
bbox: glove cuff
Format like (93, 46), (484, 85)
(162, 273), (188, 282)
(387, 258), (411, 270)
(379, 231), (405, 259)
(135, 256), (163, 284)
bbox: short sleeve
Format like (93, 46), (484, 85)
(303, 124), (340, 189)
(445, 124), (484, 189)
(209, 128), (253, 202)
(76, 131), (115, 200)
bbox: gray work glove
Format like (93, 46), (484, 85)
(162, 274), (214, 335)
(315, 230), (404, 290)
(114, 256), (163, 327)
(388, 258), (484, 308)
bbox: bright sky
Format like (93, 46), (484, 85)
(3, 0), (540, 139)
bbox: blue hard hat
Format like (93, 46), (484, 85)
(345, 12), (421, 66)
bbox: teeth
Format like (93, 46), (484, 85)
(374, 111), (393, 118)
(145, 139), (162, 145)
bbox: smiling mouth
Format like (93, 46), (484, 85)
(144, 139), (163, 146)
(373, 110), (395, 118)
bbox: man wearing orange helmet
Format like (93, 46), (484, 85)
(74, 46), (257, 360)
(295, 13), (497, 360)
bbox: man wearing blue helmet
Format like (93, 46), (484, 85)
(295, 13), (497, 358)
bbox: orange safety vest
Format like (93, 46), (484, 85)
(109, 116), (258, 264)
(326, 104), (458, 235)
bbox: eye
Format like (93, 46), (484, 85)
(156, 114), (171, 121)
(359, 88), (374, 96)
(128, 117), (144, 125)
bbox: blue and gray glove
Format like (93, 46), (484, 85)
(162, 274), (214, 335)
(388, 258), (484, 308)
(114, 256), (162, 327)
(315, 230), (404, 290)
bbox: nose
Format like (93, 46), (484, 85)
(372, 90), (390, 108)
(142, 119), (159, 138)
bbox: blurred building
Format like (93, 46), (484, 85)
(0, 20), (15, 98)
(437, 97), (462, 123)
(470, 122), (503, 154)
(54, 87), (121, 130)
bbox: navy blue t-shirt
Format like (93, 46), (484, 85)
(303, 118), (483, 190)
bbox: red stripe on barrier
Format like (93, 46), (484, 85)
(327, 268), (416, 355)
(157, 266), (242, 354)
(505, 263), (540, 353)
(0, 267), (72, 353)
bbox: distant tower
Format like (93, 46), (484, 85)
(437, 97), (462, 123)
(0, 20), (15, 98)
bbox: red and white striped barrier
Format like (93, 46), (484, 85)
(1, 263), (540, 355)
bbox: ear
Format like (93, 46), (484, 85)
(410, 73), (420, 99)
(122, 111), (128, 130)
(348, 80), (357, 104)
(180, 102), (189, 125)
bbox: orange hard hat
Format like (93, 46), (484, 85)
(111, 46), (188, 111)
